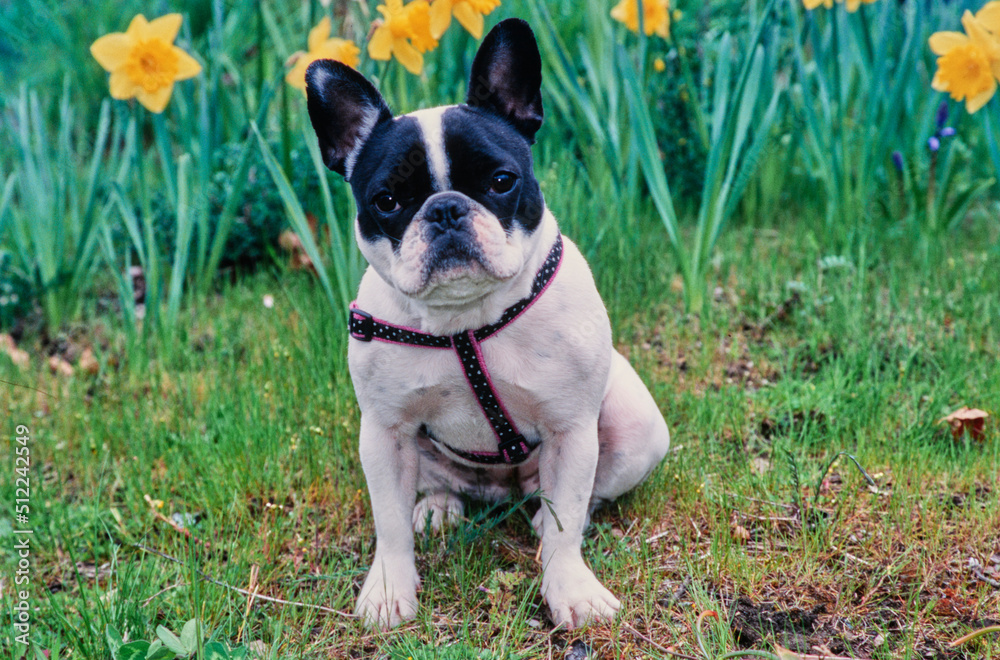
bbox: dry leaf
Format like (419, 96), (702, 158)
(732, 523), (750, 543)
(939, 407), (990, 441)
(1, 333), (30, 369)
(279, 230), (316, 272)
(79, 348), (99, 375)
(278, 230), (303, 252)
(47, 356), (74, 377)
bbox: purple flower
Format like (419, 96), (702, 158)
(928, 136), (941, 152)
(940, 127), (956, 138)
(935, 100), (949, 130)
(892, 151), (904, 171)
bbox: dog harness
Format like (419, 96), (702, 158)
(348, 236), (564, 465)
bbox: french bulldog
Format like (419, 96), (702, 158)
(304, 18), (670, 630)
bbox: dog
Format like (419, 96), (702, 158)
(304, 18), (670, 630)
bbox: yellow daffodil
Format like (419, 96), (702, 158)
(802, 0), (834, 9)
(429, 0), (500, 39)
(369, 0), (438, 75)
(930, 9), (1000, 113)
(286, 17), (360, 91)
(611, 0), (671, 39)
(974, 0), (1000, 35)
(90, 14), (201, 113)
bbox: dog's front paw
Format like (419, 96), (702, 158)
(542, 561), (620, 629)
(412, 493), (463, 534)
(356, 553), (420, 630)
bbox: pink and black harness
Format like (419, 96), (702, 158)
(348, 236), (564, 466)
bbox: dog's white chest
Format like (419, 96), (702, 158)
(349, 323), (567, 455)
(347, 240), (613, 461)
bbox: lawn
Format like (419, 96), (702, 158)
(2, 0), (1000, 658)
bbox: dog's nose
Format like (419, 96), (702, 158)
(423, 193), (470, 229)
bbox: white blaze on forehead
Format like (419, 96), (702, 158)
(408, 106), (452, 191)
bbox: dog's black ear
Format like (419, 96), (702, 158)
(306, 59), (392, 178)
(466, 18), (543, 142)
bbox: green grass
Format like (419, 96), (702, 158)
(2, 1), (1000, 657)
(2, 177), (999, 658)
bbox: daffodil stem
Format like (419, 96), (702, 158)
(281, 80), (291, 175)
(133, 104), (159, 331)
(309, 0), (317, 42)
(256, 0), (265, 94)
(927, 151), (937, 234)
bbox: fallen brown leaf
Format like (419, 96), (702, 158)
(47, 356), (74, 377)
(939, 407), (990, 441)
(1, 333), (30, 369)
(79, 348), (99, 375)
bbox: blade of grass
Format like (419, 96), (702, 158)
(252, 121), (339, 315)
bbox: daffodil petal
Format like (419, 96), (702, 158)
(109, 69), (138, 100)
(429, 0), (454, 38)
(453, 2), (484, 39)
(173, 48), (202, 80)
(136, 83), (175, 113)
(931, 69), (949, 93)
(147, 14), (183, 43)
(317, 39), (361, 69)
(308, 16), (332, 52)
(368, 26), (393, 60)
(656, 16), (671, 38)
(393, 38), (424, 75)
(963, 12), (991, 44)
(928, 31), (968, 55)
(286, 57), (309, 92)
(966, 80), (996, 113)
(610, 0), (628, 23)
(977, 1), (1000, 33)
(90, 33), (132, 71)
(126, 14), (150, 40)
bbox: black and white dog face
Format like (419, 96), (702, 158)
(305, 19), (545, 304)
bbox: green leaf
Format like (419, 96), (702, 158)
(147, 648), (178, 660)
(165, 154), (194, 329)
(105, 625), (125, 655)
(202, 642), (230, 660)
(252, 121), (337, 312)
(154, 627), (185, 656)
(179, 619), (200, 655)
(117, 641), (151, 660)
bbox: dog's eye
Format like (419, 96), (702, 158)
(490, 172), (516, 194)
(372, 193), (401, 214)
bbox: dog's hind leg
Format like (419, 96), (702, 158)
(591, 351), (670, 502)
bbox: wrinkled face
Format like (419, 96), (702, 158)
(350, 105), (545, 303)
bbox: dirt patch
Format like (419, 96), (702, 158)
(729, 596), (824, 653)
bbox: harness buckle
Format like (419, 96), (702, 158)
(499, 434), (532, 464)
(349, 309), (374, 342)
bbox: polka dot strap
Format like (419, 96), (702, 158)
(346, 236), (563, 465)
(475, 235), (563, 341)
(449, 330), (531, 464)
(348, 308), (452, 348)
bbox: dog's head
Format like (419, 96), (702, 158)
(305, 19), (546, 305)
